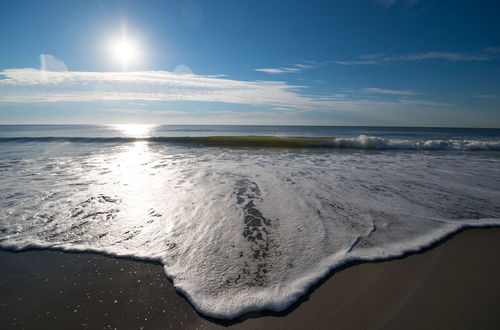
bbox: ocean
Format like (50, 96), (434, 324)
(1, 124), (500, 318)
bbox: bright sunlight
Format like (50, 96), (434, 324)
(110, 37), (139, 69)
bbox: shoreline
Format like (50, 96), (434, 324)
(1, 228), (500, 329)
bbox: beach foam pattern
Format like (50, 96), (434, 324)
(1, 140), (500, 318)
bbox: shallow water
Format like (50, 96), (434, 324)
(1, 125), (500, 318)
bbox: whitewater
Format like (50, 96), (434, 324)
(1, 125), (500, 319)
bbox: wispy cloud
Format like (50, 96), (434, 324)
(484, 47), (500, 53)
(0, 67), (452, 118)
(336, 47), (500, 65)
(273, 106), (296, 112)
(0, 68), (347, 111)
(106, 109), (188, 115)
(398, 99), (451, 107)
(204, 110), (272, 117)
(334, 60), (379, 66)
(396, 52), (491, 61)
(255, 67), (302, 74)
(361, 87), (421, 96)
(255, 61), (321, 74)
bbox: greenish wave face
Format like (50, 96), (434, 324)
(148, 136), (335, 148)
(2, 135), (500, 150)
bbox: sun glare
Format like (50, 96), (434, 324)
(111, 38), (139, 69)
(114, 124), (153, 137)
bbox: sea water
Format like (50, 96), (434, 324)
(1, 125), (499, 318)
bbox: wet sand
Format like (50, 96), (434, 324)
(1, 228), (500, 329)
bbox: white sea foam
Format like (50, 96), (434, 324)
(1, 141), (500, 318)
(324, 135), (500, 150)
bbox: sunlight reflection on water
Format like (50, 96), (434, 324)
(111, 124), (155, 137)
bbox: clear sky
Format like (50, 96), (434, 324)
(0, 0), (499, 126)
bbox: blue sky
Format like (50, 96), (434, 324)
(0, 0), (499, 126)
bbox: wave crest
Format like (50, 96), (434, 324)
(324, 135), (500, 151)
(1, 135), (499, 151)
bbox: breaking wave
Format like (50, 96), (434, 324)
(1, 135), (500, 151)
(324, 135), (500, 151)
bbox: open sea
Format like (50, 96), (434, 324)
(1, 124), (500, 318)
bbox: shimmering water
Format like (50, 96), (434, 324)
(1, 125), (499, 318)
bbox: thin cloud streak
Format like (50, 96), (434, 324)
(106, 109), (188, 115)
(335, 60), (378, 65)
(336, 47), (500, 65)
(255, 62), (320, 74)
(397, 52), (490, 61)
(255, 67), (302, 74)
(362, 87), (421, 95)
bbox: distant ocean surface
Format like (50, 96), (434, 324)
(1, 125), (500, 318)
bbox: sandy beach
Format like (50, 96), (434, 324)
(1, 227), (499, 329)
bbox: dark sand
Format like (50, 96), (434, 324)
(1, 228), (500, 329)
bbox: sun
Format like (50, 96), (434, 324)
(111, 37), (139, 69)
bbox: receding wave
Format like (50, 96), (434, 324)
(1, 135), (500, 150)
(1, 136), (500, 319)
